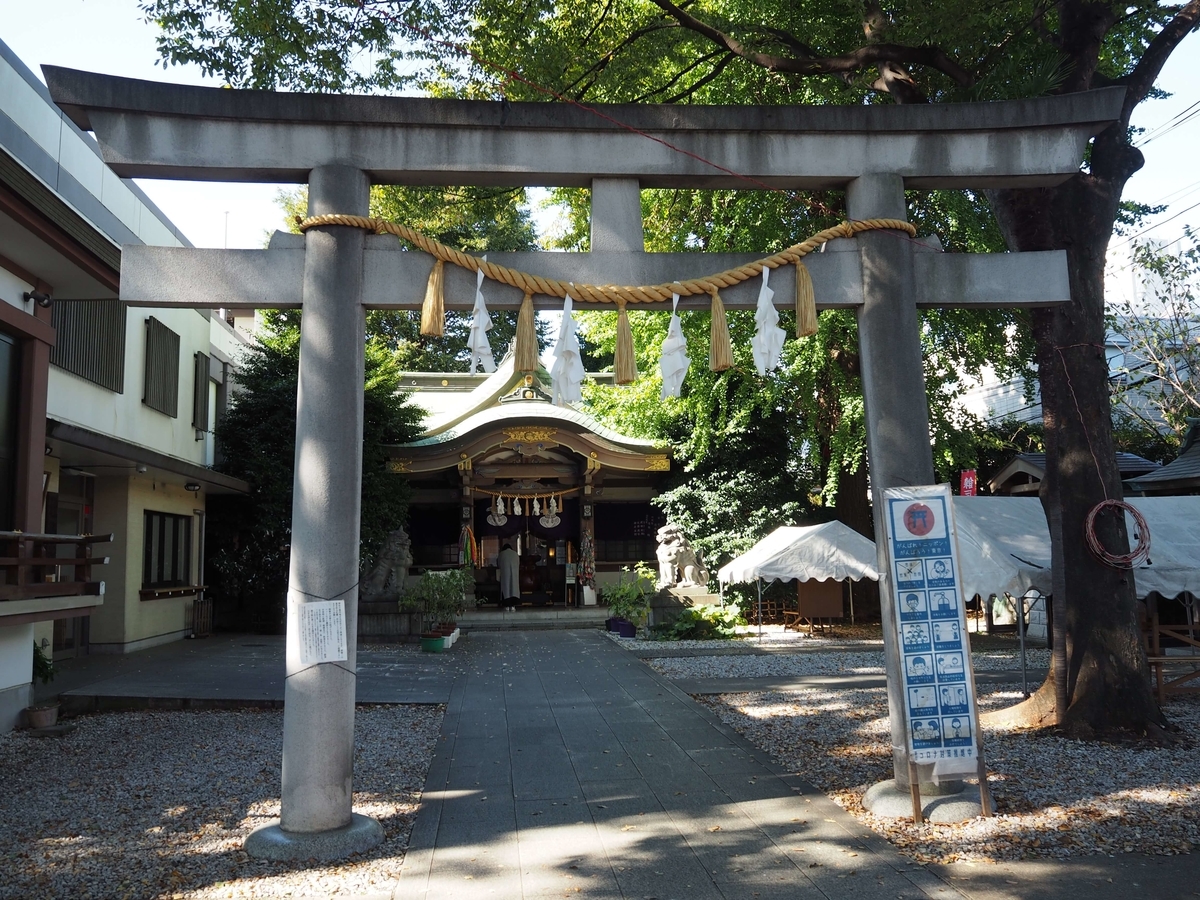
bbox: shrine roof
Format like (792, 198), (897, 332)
(398, 402), (661, 455)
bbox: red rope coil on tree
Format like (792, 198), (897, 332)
(1085, 499), (1151, 568)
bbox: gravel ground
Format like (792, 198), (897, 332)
(633, 631), (1180, 863)
(0, 704), (443, 900)
(643, 645), (1050, 679)
(699, 685), (1200, 864)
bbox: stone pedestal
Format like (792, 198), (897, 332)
(647, 586), (723, 628)
(244, 814), (384, 861)
(862, 779), (990, 823)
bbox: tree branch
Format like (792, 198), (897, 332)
(647, 0), (974, 86)
(973, 0), (1056, 80)
(661, 52), (737, 104)
(561, 22), (673, 99)
(745, 24), (818, 59)
(1118, 0), (1200, 124)
(581, 0), (616, 47)
(629, 49), (726, 103)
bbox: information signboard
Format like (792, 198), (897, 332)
(298, 599), (349, 666)
(883, 485), (982, 769)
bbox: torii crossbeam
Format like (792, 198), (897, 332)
(45, 66), (1123, 858)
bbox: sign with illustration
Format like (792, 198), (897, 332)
(883, 485), (981, 767)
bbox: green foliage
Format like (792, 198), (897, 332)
(402, 567), (474, 625)
(140, 0), (464, 92)
(208, 313), (424, 629)
(32, 642), (54, 685)
(602, 565), (654, 624)
(652, 604), (743, 641)
(277, 185), (548, 372)
(932, 413), (1179, 492)
(142, 4), (1039, 565)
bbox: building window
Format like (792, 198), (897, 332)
(49, 299), (126, 392)
(143, 316), (180, 417)
(594, 504), (662, 563)
(143, 510), (192, 588)
(192, 351), (210, 432)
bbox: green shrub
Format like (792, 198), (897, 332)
(602, 565), (654, 624)
(401, 567), (474, 626)
(653, 605), (744, 641)
(32, 642), (54, 684)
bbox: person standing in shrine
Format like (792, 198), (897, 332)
(498, 540), (520, 611)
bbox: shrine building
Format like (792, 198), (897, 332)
(386, 354), (671, 606)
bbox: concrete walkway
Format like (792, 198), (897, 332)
(40, 634), (453, 710)
(396, 630), (952, 899)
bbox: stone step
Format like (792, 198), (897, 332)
(459, 608), (610, 632)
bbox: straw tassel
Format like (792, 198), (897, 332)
(419, 259), (445, 337)
(515, 290), (539, 373)
(709, 288), (733, 372)
(615, 301), (638, 385)
(795, 261), (818, 337)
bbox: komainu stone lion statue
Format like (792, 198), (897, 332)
(655, 523), (709, 589)
(361, 527), (414, 602)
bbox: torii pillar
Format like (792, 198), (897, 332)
(256, 166), (381, 857)
(43, 65), (1125, 841)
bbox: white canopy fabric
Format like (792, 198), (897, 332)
(952, 496), (1200, 599)
(1132, 496), (1200, 597)
(718, 521), (880, 585)
(952, 497), (1053, 601)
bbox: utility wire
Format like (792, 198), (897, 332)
(1135, 99), (1200, 146)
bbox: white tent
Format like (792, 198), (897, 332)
(952, 497), (1053, 601)
(1125, 497), (1200, 597)
(952, 496), (1200, 599)
(718, 521), (879, 585)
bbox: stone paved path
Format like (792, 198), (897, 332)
(395, 630), (955, 899)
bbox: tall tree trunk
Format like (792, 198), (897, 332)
(988, 125), (1167, 737)
(834, 461), (872, 538)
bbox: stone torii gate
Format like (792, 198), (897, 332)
(45, 66), (1122, 857)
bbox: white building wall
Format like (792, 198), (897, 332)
(0, 47), (186, 251)
(0, 624), (33, 731)
(0, 269), (33, 314)
(47, 306), (214, 464)
(0, 41), (236, 662)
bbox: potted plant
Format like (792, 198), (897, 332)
(27, 642), (59, 728)
(403, 568), (472, 651)
(602, 566), (652, 638)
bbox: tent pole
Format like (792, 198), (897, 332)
(757, 579), (763, 639)
(849, 580), (855, 625)
(1015, 592), (1029, 699)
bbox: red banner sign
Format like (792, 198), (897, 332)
(959, 470), (978, 496)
